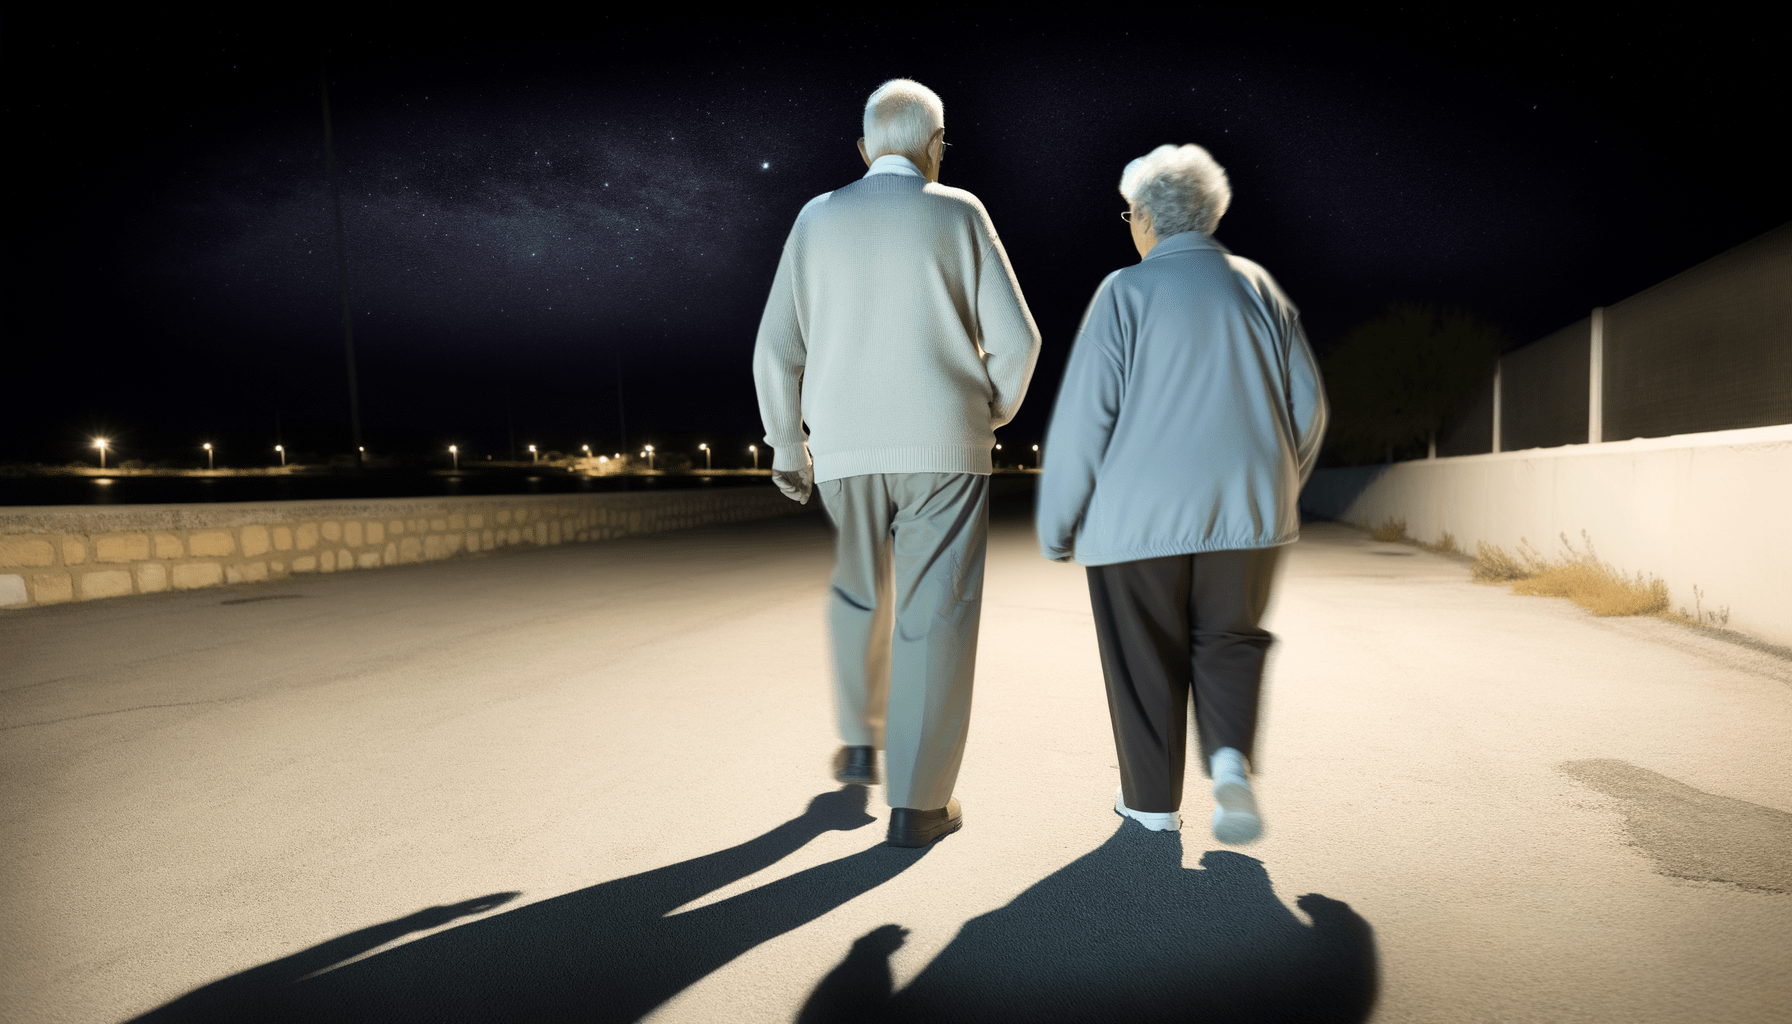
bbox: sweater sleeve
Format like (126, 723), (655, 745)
(973, 211), (1042, 429)
(1287, 316), (1328, 485)
(1035, 272), (1126, 561)
(751, 221), (811, 472)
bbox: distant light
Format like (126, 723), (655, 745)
(93, 438), (108, 450)
(761, 162), (770, 170)
(275, 445), (283, 452)
(699, 443), (708, 450)
(1032, 445), (1039, 451)
(449, 445), (458, 453)
(203, 443), (212, 451)
(529, 445), (537, 452)
(749, 445), (757, 452)
(995, 443), (1002, 450)
(645, 445), (654, 452)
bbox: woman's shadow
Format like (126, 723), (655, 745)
(131, 785), (924, 1023)
(798, 820), (1379, 1023)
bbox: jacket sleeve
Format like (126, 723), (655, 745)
(1286, 316), (1327, 485)
(973, 210), (1042, 429)
(1035, 272), (1126, 561)
(751, 221), (811, 472)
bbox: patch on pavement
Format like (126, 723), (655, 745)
(1560, 759), (1792, 894)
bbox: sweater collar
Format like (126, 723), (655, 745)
(1143, 231), (1231, 260)
(864, 154), (924, 179)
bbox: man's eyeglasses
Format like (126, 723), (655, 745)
(1120, 209), (1135, 222)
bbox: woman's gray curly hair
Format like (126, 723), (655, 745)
(1119, 144), (1231, 238)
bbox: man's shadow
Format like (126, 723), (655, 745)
(799, 820), (1378, 1023)
(131, 786), (924, 1023)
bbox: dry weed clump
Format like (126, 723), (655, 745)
(1364, 517), (1457, 554)
(1470, 538), (1545, 582)
(1370, 516), (1408, 542)
(1473, 531), (1668, 616)
(1672, 584), (1732, 629)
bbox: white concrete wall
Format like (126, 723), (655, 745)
(1301, 424), (1792, 646)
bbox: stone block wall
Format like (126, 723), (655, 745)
(0, 487), (809, 611)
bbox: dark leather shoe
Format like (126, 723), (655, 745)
(887, 798), (962, 848)
(832, 745), (878, 785)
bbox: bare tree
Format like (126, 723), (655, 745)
(1322, 302), (1508, 464)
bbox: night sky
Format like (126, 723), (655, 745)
(7, 11), (1786, 468)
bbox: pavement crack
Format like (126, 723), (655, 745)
(1, 696), (247, 731)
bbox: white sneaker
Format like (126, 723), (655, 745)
(1210, 747), (1262, 844)
(1114, 787), (1181, 831)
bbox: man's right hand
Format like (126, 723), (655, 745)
(772, 466), (814, 504)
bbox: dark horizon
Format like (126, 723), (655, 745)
(7, 10), (1786, 469)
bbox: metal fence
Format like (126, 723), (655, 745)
(1436, 370), (1493, 457)
(1437, 221), (1791, 455)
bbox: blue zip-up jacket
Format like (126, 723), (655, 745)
(1036, 231), (1327, 565)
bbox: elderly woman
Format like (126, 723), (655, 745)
(1036, 144), (1326, 843)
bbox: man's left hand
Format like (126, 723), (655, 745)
(773, 466), (814, 504)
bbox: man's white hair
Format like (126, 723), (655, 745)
(1119, 144), (1232, 238)
(863, 79), (944, 161)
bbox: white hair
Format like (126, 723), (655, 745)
(862, 79), (944, 161)
(1119, 144), (1231, 237)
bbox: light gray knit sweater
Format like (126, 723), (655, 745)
(752, 174), (1041, 481)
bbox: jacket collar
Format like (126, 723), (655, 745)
(1143, 231), (1230, 260)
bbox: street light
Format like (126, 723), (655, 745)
(581, 444), (591, 459)
(699, 443), (710, 471)
(203, 443), (214, 471)
(1032, 444), (1041, 469)
(748, 444), (758, 470)
(994, 442), (1002, 470)
(93, 438), (109, 470)
(644, 444), (655, 470)
(449, 445), (459, 471)
(529, 444), (538, 464)
(275, 444), (285, 467)
(358, 445), (366, 467)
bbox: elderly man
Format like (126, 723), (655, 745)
(1037, 144), (1326, 844)
(753, 79), (1041, 848)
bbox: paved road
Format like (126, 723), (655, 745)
(4, 497), (1789, 1023)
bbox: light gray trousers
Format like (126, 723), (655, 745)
(818, 473), (989, 811)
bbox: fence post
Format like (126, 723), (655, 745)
(1492, 358), (1503, 453)
(1588, 307), (1605, 444)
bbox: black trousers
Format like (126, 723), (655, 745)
(1086, 547), (1281, 813)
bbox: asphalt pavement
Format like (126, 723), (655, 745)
(3, 493), (1788, 1023)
